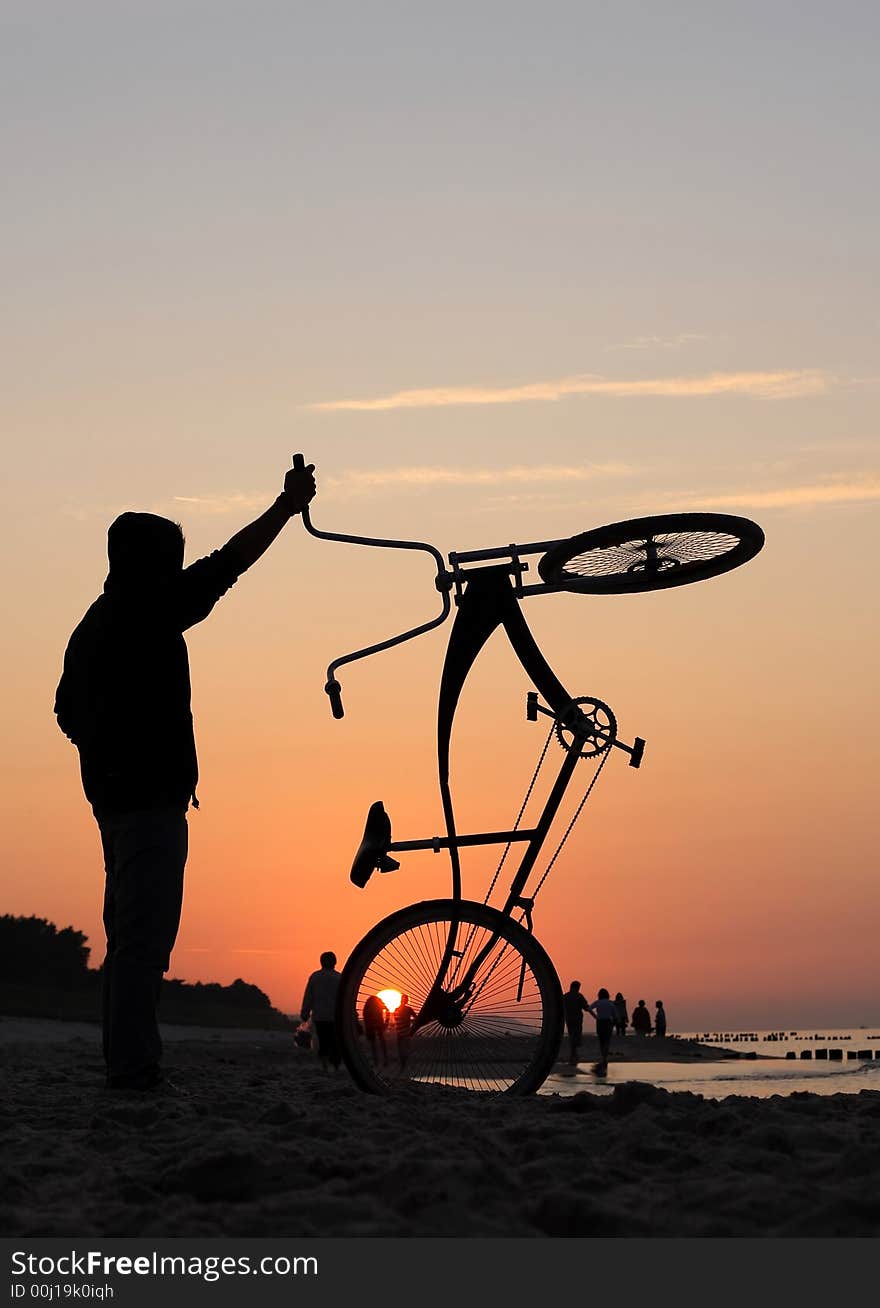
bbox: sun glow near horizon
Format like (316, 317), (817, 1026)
(377, 990), (403, 1014)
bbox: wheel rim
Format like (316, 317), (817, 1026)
(340, 903), (561, 1095)
(538, 513), (764, 595)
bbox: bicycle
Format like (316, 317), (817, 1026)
(292, 456), (764, 1094)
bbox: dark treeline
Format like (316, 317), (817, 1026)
(0, 915), (91, 985)
(0, 915), (291, 1027)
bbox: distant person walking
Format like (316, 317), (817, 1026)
(394, 993), (417, 1070)
(587, 988), (617, 1073)
(363, 993), (390, 1067)
(613, 992), (628, 1038)
(562, 981), (590, 1065)
(631, 999), (652, 1036)
(300, 951), (342, 1071)
(654, 1000), (667, 1039)
(54, 458), (317, 1092)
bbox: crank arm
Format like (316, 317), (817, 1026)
(526, 692), (646, 768)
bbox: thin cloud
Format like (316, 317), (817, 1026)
(309, 369), (830, 412)
(229, 948), (290, 955)
(178, 945), (287, 955)
(171, 467), (879, 517)
(606, 332), (711, 351)
(680, 479), (880, 510)
(173, 492), (270, 514)
(476, 491), (611, 512)
(172, 464), (634, 512)
(330, 462), (633, 492)
(798, 438), (878, 455)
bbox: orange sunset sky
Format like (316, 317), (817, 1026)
(2, 4), (878, 1030)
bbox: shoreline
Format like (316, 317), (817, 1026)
(0, 1014), (763, 1062)
(557, 1032), (772, 1065)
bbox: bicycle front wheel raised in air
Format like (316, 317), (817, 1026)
(538, 512), (764, 595)
(337, 899), (563, 1096)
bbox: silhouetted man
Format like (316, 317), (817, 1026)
(300, 951), (342, 1071)
(363, 993), (390, 1067)
(654, 1000), (667, 1039)
(54, 458), (316, 1090)
(631, 999), (652, 1036)
(394, 993), (417, 1070)
(562, 980), (589, 1065)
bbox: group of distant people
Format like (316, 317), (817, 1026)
(362, 992), (416, 1071)
(563, 983), (668, 1073)
(299, 961), (671, 1080)
(297, 951), (417, 1074)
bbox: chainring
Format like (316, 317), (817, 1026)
(554, 697), (618, 758)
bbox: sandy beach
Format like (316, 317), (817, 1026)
(2, 1017), (879, 1238)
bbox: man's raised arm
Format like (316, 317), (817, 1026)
(225, 459), (317, 574)
(176, 459), (317, 630)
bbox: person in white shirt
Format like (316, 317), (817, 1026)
(587, 987), (617, 1073)
(300, 951), (342, 1070)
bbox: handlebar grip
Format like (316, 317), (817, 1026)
(325, 679), (345, 720)
(292, 453), (305, 471)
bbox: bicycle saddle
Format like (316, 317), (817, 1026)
(350, 801), (400, 888)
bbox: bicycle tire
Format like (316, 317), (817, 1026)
(537, 512), (764, 595)
(337, 899), (563, 1096)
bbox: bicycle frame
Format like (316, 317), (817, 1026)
(418, 565), (606, 901)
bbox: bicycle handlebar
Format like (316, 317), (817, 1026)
(292, 454), (452, 717)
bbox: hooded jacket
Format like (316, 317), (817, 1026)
(54, 544), (242, 815)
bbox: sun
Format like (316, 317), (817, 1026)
(377, 988), (402, 1013)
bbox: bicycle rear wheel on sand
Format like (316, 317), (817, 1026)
(337, 899), (563, 1096)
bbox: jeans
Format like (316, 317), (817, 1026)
(596, 1017), (614, 1061)
(313, 1020), (341, 1068)
(97, 805), (188, 1085)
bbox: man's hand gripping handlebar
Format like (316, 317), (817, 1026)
(284, 455), (317, 515)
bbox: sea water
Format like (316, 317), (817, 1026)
(541, 1027), (880, 1099)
